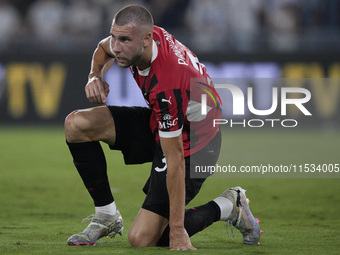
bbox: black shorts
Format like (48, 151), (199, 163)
(108, 106), (221, 219)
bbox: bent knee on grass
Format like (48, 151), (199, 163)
(128, 209), (169, 247)
(128, 230), (157, 247)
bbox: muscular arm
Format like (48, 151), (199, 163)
(86, 37), (115, 105)
(160, 135), (196, 251)
(89, 36), (115, 79)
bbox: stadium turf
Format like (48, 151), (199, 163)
(0, 126), (339, 254)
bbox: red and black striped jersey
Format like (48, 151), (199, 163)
(130, 26), (221, 157)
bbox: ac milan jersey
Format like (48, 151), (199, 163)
(129, 26), (221, 157)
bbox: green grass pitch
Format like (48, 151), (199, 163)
(0, 126), (339, 254)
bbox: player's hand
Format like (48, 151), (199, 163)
(169, 226), (196, 251)
(85, 76), (110, 105)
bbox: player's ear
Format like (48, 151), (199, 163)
(143, 32), (152, 47)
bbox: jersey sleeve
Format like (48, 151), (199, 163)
(151, 89), (189, 138)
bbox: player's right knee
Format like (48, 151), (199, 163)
(64, 110), (91, 142)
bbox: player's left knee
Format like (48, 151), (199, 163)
(128, 228), (157, 247)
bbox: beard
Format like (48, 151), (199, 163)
(117, 44), (144, 68)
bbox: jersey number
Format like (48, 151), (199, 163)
(187, 52), (204, 75)
(155, 157), (167, 172)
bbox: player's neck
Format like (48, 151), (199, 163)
(135, 43), (153, 70)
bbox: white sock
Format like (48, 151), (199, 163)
(213, 197), (233, 221)
(95, 201), (117, 216)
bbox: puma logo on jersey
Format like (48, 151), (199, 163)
(161, 96), (172, 105)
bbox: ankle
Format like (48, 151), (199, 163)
(213, 197), (234, 221)
(95, 201), (117, 216)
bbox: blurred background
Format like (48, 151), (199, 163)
(2, 0), (340, 53)
(0, 0), (339, 126)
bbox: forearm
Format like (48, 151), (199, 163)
(159, 130), (194, 250)
(159, 135), (188, 243)
(166, 155), (186, 229)
(89, 37), (115, 80)
(85, 37), (114, 105)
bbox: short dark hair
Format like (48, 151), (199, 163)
(114, 4), (154, 27)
